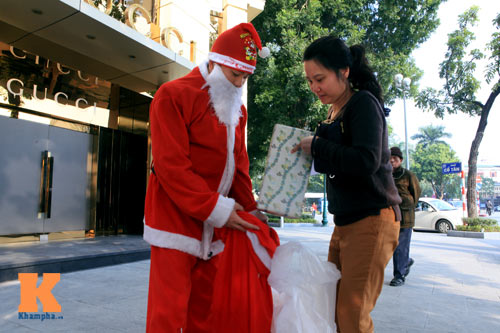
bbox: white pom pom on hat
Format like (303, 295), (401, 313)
(258, 46), (270, 58)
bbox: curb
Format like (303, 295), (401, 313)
(447, 230), (500, 239)
(269, 222), (333, 228)
(0, 249), (150, 283)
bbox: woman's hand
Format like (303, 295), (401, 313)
(224, 202), (260, 232)
(250, 210), (269, 224)
(291, 135), (314, 155)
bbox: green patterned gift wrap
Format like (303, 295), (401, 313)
(257, 124), (313, 218)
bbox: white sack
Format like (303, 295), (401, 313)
(269, 241), (341, 333)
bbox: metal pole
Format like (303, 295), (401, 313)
(403, 94), (410, 170)
(322, 174), (328, 226)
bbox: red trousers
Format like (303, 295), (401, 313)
(146, 247), (218, 332)
(328, 207), (399, 333)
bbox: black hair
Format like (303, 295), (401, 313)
(303, 36), (383, 105)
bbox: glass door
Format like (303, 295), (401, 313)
(0, 116), (47, 235)
(0, 115), (91, 236)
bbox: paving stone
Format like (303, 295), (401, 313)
(0, 228), (499, 332)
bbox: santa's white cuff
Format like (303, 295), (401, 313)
(205, 195), (235, 228)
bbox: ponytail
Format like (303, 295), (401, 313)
(348, 45), (383, 104)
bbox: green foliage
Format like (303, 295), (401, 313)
(92, 0), (126, 22)
(247, 0), (443, 179)
(479, 177), (495, 199)
(408, 124), (457, 197)
(412, 141), (459, 199)
(462, 217), (497, 227)
(307, 174), (324, 192)
(268, 214), (316, 223)
(416, 6), (485, 117)
(456, 225), (500, 232)
(486, 14), (500, 88)
(410, 125), (451, 147)
(415, 6), (500, 218)
(443, 175), (461, 200)
(458, 217), (500, 231)
(387, 123), (407, 149)
(419, 179), (435, 197)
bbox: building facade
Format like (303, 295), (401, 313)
(0, 0), (265, 242)
(463, 164), (500, 206)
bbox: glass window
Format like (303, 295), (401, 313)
(429, 199), (455, 211)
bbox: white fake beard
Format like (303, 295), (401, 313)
(204, 64), (243, 127)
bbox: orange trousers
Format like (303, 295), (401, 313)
(328, 208), (399, 333)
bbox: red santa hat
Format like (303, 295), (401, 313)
(209, 22), (270, 74)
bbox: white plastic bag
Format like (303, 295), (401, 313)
(268, 241), (341, 333)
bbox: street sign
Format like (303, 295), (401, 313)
(477, 183), (482, 190)
(442, 162), (462, 174)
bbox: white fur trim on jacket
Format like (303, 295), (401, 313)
(201, 126), (236, 259)
(208, 52), (255, 74)
(143, 222), (225, 259)
(205, 194), (235, 228)
(216, 125), (236, 197)
(246, 232), (272, 270)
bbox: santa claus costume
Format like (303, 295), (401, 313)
(144, 23), (276, 332)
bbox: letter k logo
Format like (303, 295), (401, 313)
(18, 273), (61, 312)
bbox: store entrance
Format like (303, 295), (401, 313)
(0, 116), (91, 236)
(96, 128), (148, 235)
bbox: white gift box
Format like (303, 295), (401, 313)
(257, 124), (313, 218)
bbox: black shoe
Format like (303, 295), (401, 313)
(390, 277), (405, 287)
(404, 258), (414, 277)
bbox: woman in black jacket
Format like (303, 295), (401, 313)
(292, 36), (402, 332)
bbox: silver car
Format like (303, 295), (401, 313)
(414, 198), (464, 233)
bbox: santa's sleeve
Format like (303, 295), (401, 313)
(150, 92), (234, 228)
(228, 106), (258, 212)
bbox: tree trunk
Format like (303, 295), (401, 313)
(438, 182), (446, 199)
(431, 182), (437, 198)
(466, 144), (479, 218)
(466, 86), (500, 217)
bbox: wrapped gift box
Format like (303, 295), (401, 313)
(257, 124), (313, 218)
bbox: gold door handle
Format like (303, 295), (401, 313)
(38, 151), (53, 219)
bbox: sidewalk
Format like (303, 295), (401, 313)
(1, 227), (499, 332)
(0, 235), (150, 283)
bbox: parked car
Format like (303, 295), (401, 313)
(495, 205), (500, 212)
(448, 200), (463, 209)
(414, 198), (464, 233)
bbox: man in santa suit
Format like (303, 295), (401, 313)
(144, 23), (272, 332)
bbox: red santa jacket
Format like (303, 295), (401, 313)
(143, 62), (257, 260)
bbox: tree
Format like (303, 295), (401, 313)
(388, 122), (409, 150)
(391, 127), (458, 199)
(412, 143), (460, 199)
(480, 177), (495, 199)
(410, 125), (451, 147)
(416, 7), (500, 217)
(307, 174), (324, 192)
(419, 179), (435, 197)
(92, 0), (127, 22)
(248, 0), (443, 180)
(443, 175), (462, 200)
